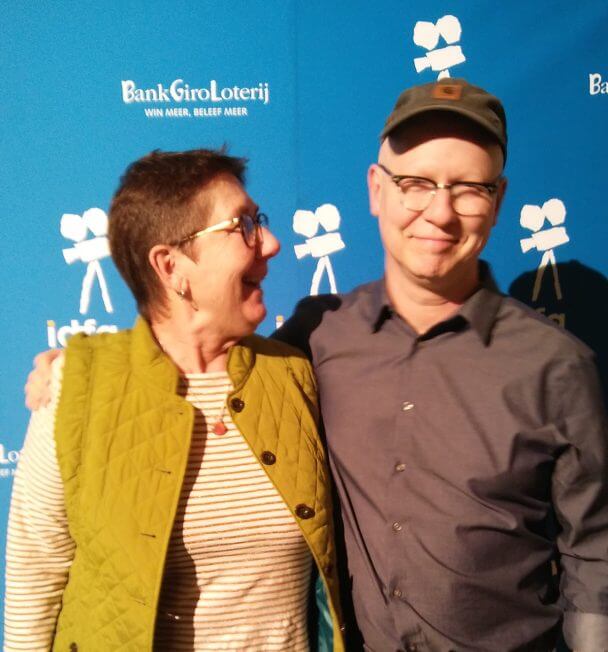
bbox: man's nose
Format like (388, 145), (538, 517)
(257, 227), (281, 259)
(422, 187), (458, 226)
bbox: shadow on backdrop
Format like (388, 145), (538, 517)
(509, 259), (608, 405)
(509, 259), (608, 652)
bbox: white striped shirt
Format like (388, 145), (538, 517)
(4, 358), (312, 651)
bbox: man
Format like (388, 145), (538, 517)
(24, 80), (608, 651)
(275, 79), (608, 651)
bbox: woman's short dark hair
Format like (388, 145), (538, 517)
(108, 147), (246, 319)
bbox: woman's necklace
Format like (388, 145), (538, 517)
(154, 332), (230, 435)
(212, 399), (229, 436)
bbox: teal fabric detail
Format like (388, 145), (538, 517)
(316, 573), (334, 652)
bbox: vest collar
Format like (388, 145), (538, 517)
(227, 336), (257, 392)
(130, 316), (181, 393)
(129, 317), (259, 394)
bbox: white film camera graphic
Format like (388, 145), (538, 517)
(293, 203), (345, 295)
(519, 198), (569, 302)
(413, 15), (466, 80)
(61, 207), (114, 314)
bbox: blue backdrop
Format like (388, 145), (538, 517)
(2, 1), (607, 640)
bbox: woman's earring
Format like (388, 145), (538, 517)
(175, 281), (198, 310)
(175, 278), (188, 299)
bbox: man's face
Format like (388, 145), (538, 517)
(177, 173), (280, 338)
(368, 118), (506, 295)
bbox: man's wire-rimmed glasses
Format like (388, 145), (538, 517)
(377, 163), (500, 217)
(174, 212), (268, 248)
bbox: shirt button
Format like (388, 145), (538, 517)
(230, 397), (245, 412)
(392, 587), (402, 598)
(260, 451), (276, 465)
(392, 521), (403, 532)
(401, 401), (415, 411)
(295, 504), (315, 519)
(395, 462), (406, 472)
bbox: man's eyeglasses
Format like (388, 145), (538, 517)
(174, 212), (268, 248)
(377, 163), (500, 217)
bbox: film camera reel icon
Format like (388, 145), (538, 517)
(413, 15), (466, 80)
(520, 198), (569, 302)
(293, 203), (345, 295)
(60, 207), (114, 314)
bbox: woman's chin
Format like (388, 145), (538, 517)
(242, 302), (267, 334)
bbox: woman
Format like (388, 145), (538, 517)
(5, 149), (344, 651)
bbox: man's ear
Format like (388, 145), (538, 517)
(492, 176), (508, 226)
(148, 244), (180, 292)
(367, 164), (382, 218)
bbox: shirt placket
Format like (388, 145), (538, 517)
(386, 324), (423, 642)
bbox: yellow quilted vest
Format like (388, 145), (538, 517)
(53, 317), (344, 651)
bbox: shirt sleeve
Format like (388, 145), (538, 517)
(552, 356), (608, 651)
(4, 355), (75, 651)
(271, 294), (341, 359)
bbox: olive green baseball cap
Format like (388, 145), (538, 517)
(381, 78), (507, 161)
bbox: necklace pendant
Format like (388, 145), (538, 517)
(213, 421), (228, 436)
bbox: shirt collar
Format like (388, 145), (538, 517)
(365, 281), (390, 332)
(368, 261), (503, 346)
(457, 265), (503, 345)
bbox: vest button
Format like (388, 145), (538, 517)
(261, 451), (276, 465)
(295, 504), (315, 519)
(230, 397), (245, 412)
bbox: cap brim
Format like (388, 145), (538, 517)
(380, 104), (504, 148)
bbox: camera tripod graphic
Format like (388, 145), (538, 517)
(293, 203), (345, 295)
(61, 207), (114, 314)
(519, 198), (569, 302)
